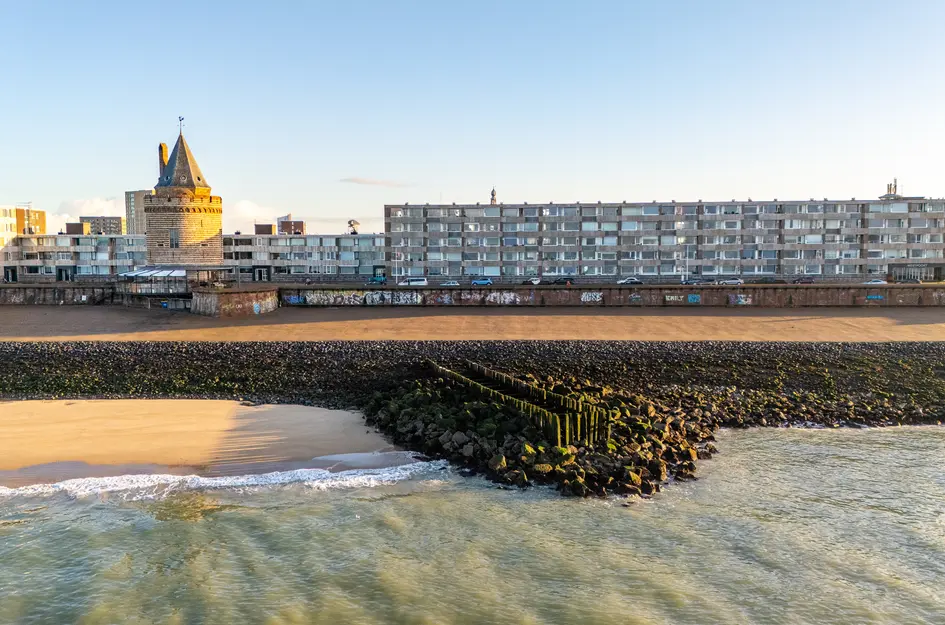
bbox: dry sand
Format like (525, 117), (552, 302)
(1, 306), (945, 341)
(0, 400), (397, 486)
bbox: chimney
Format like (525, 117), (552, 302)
(158, 143), (169, 177)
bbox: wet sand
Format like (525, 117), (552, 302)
(2, 305), (945, 341)
(0, 400), (398, 487)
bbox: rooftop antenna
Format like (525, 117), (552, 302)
(178, 116), (185, 133)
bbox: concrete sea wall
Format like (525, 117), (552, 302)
(0, 284), (115, 305)
(279, 285), (945, 308)
(191, 287), (279, 317)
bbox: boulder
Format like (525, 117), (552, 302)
(452, 431), (469, 446)
(461, 443), (475, 458)
(488, 454), (507, 471)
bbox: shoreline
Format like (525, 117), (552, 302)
(2, 340), (945, 497)
(0, 400), (401, 487)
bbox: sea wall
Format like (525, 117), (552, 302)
(191, 287), (279, 317)
(278, 285), (945, 307)
(0, 284), (114, 305)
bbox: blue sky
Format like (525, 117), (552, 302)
(2, 0), (944, 234)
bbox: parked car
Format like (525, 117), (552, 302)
(752, 277), (788, 284)
(470, 277), (493, 286)
(365, 276), (387, 285)
(897, 278), (922, 284)
(717, 278), (745, 285)
(397, 277), (428, 287)
(617, 276), (643, 285)
(521, 277), (542, 285)
(552, 277), (576, 285)
(681, 278), (713, 285)
(439, 280), (460, 287)
(862, 279), (888, 285)
(791, 277), (815, 284)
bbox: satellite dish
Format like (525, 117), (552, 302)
(347, 219), (360, 235)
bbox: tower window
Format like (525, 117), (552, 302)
(169, 229), (180, 249)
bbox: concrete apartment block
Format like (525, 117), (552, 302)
(383, 187), (945, 282)
(80, 216), (125, 235)
(223, 232), (385, 281)
(1, 233), (146, 282)
(124, 190), (152, 235)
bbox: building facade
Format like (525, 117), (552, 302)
(223, 232), (384, 281)
(80, 215), (126, 235)
(1, 234), (146, 282)
(144, 133), (223, 266)
(15, 205), (45, 235)
(384, 189), (945, 282)
(124, 190), (152, 235)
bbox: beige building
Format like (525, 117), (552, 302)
(144, 133), (223, 266)
(1, 233), (145, 282)
(125, 190), (152, 235)
(384, 184), (945, 282)
(80, 215), (126, 235)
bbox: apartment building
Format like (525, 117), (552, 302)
(80, 215), (126, 235)
(15, 204), (45, 235)
(222, 232), (384, 281)
(125, 190), (152, 235)
(0, 207), (17, 281)
(1, 234), (146, 282)
(384, 188), (945, 282)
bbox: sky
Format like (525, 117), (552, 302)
(2, 0), (945, 235)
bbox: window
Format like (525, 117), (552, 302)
(581, 222), (598, 231)
(169, 229), (180, 249)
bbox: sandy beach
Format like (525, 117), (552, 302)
(0, 400), (400, 487)
(2, 305), (945, 341)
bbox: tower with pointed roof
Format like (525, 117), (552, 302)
(143, 132), (223, 265)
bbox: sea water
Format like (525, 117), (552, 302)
(1, 428), (944, 624)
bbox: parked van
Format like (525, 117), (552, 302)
(397, 277), (428, 287)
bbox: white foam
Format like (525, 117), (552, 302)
(0, 460), (450, 501)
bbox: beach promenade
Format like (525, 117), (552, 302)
(1, 305), (945, 342)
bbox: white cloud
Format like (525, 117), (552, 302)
(224, 200), (384, 235)
(339, 177), (408, 188)
(224, 200), (287, 234)
(47, 198), (124, 235)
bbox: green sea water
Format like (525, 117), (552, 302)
(1, 427), (944, 625)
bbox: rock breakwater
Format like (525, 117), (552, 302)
(2, 341), (944, 497)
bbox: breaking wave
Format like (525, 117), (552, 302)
(0, 460), (450, 500)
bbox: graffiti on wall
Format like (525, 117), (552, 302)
(486, 291), (521, 305)
(687, 294), (701, 304)
(664, 295), (684, 303)
(728, 294), (752, 306)
(629, 293), (643, 305)
(580, 291), (603, 303)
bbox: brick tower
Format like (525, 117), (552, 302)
(143, 132), (223, 265)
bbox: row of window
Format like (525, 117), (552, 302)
(389, 233), (945, 247)
(388, 263), (885, 277)
(393, 217), (942, 234)
(390, 201), (945, 219)
(223, 237), (384, 247)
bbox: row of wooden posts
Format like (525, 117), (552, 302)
(465, 360), (617, 435)
(426, 360), (612, 446)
